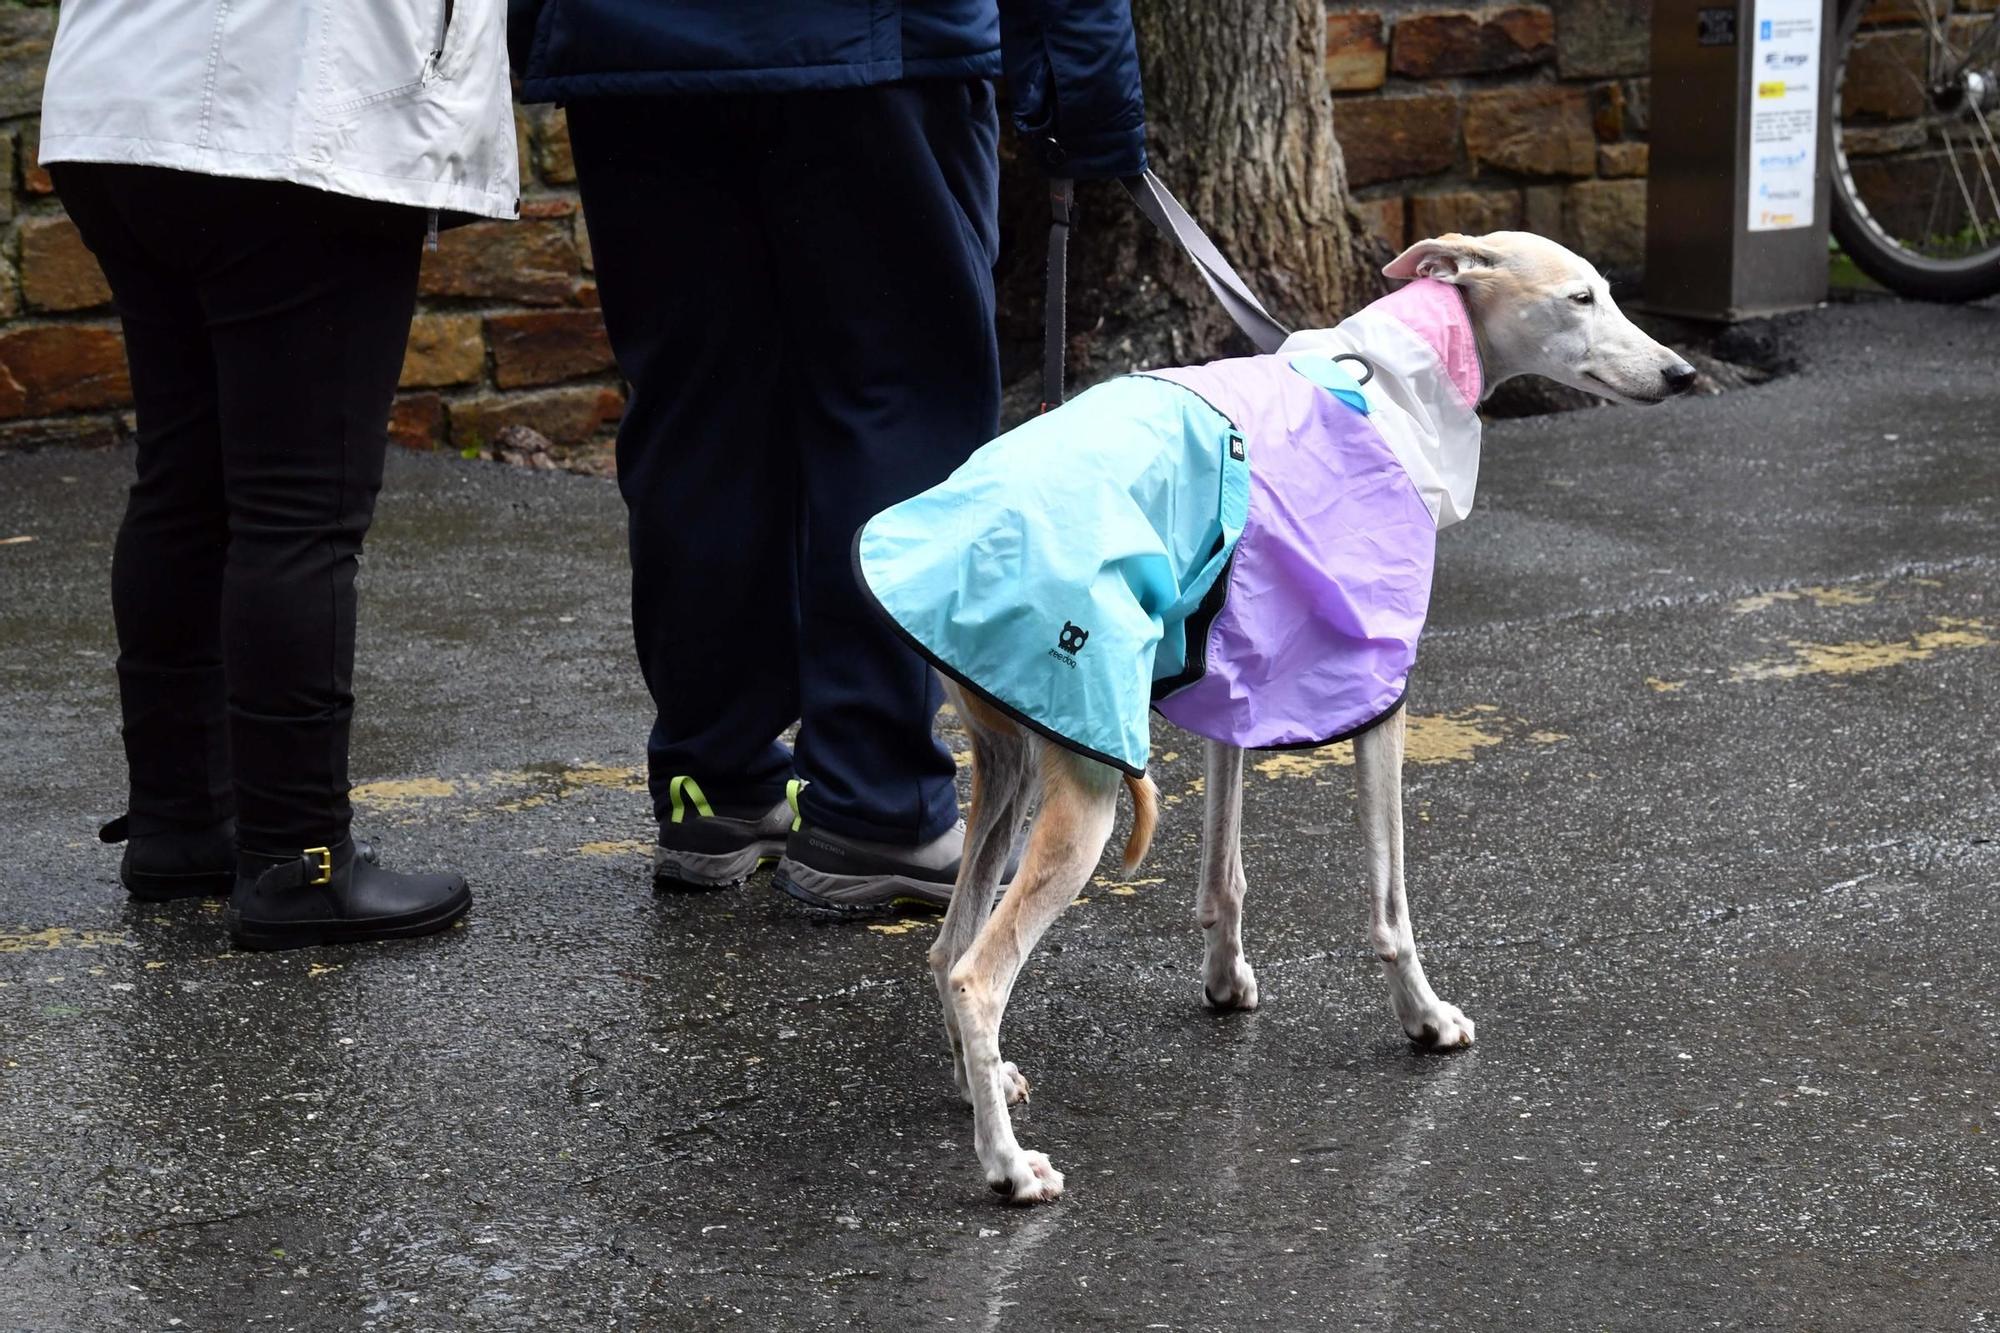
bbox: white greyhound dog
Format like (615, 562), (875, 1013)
(873, 232), (1696, 1202)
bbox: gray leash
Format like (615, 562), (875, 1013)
(1042, 168), (1292, 411)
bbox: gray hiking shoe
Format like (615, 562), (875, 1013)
(774, 818), (1012, 912)
(652, 777), (802, 890)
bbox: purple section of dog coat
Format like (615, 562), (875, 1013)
(1147, 354), (1437, 750)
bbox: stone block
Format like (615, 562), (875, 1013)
(399, 314), (486, 388)
(1350, 194), (1408, 252)
(1390, 7), (1553, 78)
(1326, 12), (1388, 92)
(1842, 31), (1926, 120)
(1623, 78), (1650, 135)
(1335, 95), (1460, 187)
(1464, 86), (1596, 176)
(19, 215), (113, 311)
(486, 310), (616, 389)
(1552, 0), (1649, 77)
(389, 393), (446, 451)
(0, 132), (14, 223)
(419, 220), (579, 306)
(535, 107), (576, 185)
(21, 123), (51, 194)
(0, 326), (132, 419)
(1410, 188), (1524, 238)
(0, 414), (125, 453)
(0, 5), (56, 118)
(1597, 142), (1649, 177)
(1565, 178), (1647, 271)
(1523, 184), (1566, 235)
(1592, 81), (1626, 141)
(449, 385), (625, 450)
(519, 195), (577, 220)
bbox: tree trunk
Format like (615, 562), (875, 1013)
(996, 0), (1385, 421)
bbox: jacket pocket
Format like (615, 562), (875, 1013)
(316, 0), (452, 116)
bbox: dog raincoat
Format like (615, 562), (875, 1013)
(854, 279), (1484, 775)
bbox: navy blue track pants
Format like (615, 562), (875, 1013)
(569, 80), (1000, 843)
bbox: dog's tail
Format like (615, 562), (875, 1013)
(1120, 774), (1159, 874)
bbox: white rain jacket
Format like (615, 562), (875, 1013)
(40, 0), (520, 220)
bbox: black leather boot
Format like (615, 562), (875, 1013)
(226, 836), (471, 951)
(98, 815), (236, 901)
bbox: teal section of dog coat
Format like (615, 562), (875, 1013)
(856, 375), (1250, 774)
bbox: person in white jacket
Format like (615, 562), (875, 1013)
(39, 0), (520, 951)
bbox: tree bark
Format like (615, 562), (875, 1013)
(996, 0), (1385, 420)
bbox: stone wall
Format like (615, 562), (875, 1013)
(1329, 0), (1652, 275)
(0, 0), (617, 462)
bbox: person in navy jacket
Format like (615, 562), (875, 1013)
(511, 1), (1148, 908)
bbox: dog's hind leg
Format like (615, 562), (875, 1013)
(1197, 740), (1258, 1010)
(1352, 707), (1476, 1050)
(931, 683), (1034, 1105)
(950, 746), (1130, 1203)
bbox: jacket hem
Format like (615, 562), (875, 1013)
(36, 134), (521, 220)
(522, 56), (950, 101)
(849, 529), (1147, 780)
(1246, 692), (1409, 753)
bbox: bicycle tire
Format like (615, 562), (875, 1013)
(1830, 0), (2000, 301)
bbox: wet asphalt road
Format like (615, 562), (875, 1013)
(2, 296), (1997, 1333)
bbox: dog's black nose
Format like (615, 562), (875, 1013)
(1663, 362), (1698, 394)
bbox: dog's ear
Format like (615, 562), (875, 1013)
(1383, 234), (1500, 284)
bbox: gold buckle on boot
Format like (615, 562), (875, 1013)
(303, 846), (333, 886)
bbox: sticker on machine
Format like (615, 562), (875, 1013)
(1748, 0), (1820, 231)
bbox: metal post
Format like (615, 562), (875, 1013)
(1644, 0), (1841, 319)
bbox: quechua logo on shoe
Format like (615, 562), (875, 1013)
(1049, 621), (1089, 668)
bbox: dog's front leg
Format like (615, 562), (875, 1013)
(1352, 707), (1475, 1049)
(1196, 740), (1258, 1010)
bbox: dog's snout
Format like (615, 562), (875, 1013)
(1662, 362), (1698, 394)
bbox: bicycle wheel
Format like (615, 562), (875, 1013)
(1832, 0), (2000, 300)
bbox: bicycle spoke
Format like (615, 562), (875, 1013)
(1940, 124), (1989, 246)
(1922, 129), (1951, 244)
(1968, 100), (2000, 230)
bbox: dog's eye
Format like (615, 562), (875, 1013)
(1570, 290), (1595, 306)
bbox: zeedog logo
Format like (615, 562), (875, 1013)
(1049, 621), (1090, 667)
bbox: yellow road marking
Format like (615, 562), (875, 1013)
(0, 928), (131, 954)
(577, 839), (650, 857)
(1732, 582), (1882, 614)
(1253, 708), (1530, 779)
(1729, 616), (1993, 682)
(866, 918), (938, 936)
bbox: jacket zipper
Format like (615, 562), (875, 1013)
(422, 0), (454, 83)
(422, 0), (453, 249)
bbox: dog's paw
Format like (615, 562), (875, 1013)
(1402, 1001), (1476, 1051)
(1201, 958), (1260, 1012)
(986, 1150), (1066, 1205)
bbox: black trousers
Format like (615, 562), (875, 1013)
(53, 164), (424, 851)
(569, 82), (1001, 845)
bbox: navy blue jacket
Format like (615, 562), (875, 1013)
(510, 0), (1146, 179)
